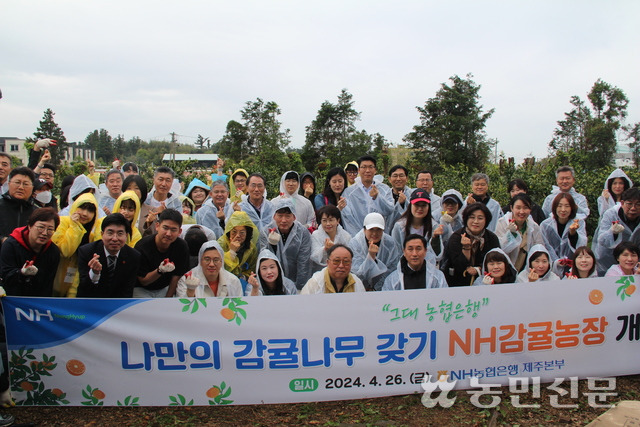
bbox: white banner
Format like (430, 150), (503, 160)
(2, 275), (639, 406)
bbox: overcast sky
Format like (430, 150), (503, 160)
(2, 1), (639, 162)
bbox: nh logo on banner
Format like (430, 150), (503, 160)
(421, 374), (457, 408)
(15, 308), (53, 322)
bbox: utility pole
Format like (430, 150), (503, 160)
(171, 132), (177, 162)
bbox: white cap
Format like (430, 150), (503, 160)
(363, 212), (385, 230)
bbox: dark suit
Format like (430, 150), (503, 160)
(77, 241), (140, 298)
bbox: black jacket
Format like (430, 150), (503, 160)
(77, 241), (140, 298)
(0, 226), (60, 296)
(0, 193), (37, 243)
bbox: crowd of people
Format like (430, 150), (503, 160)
(1, 142), (639, 301)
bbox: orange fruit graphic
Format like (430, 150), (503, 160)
(220, 308), (235, 320)
(206, 386), (221, 399)
(20, 381), (33, 391)
(66, 359), (86, 376)
(52, 388), (63, 397)
(92, 389), (105, 400)
(589, 289), (604, 305)
(625, 285), (636, 296)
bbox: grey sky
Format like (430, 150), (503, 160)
(2, 1), (639, 162)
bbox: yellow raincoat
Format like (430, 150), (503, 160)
(51, 193), (100, 297)
(229, 168), (249, 203)
(217, 211), (258, 278)
(94, 190), (142, 247)
(180, 195), (197, 225)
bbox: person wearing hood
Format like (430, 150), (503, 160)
(442, 203), (500, 286)
(299, 172), (317, 211)
(301, 244), (365, 294)
(272, 171), (315, 228)
(51, 192), (101, 297)
(196, 180), (233, 238)
(229, 168), (249, 204)
(564, 246), (598, 279)
(604, 242), (640, 277)
(310, 205), (352, 272)
(184, 178), (210, 212)
(247, 249), (298, 295)
(0, 207), (60, 296)
(341, 156), (394, 237)
(99, 169), (124, 215)
(94, 191), (142, 247)
(58, 174), (104, 218)
(540, 192), (587, 275)
(240, 173), (275, 232)
(344, 161), (359, 186)
(180, 195), (197, 225)
(176, 240), (243, 297)
(516, 244), (561, 283)
(391, 189), (443, 266)
(258, 198), (311, 289)
(433, 189), (464, 249)
(218, 211), (259, 279)
(595, 187), (640, 275)
(144, 166), (181, 213)
(597, 169), (633, 217)
(348, 212), (401, 291)
(0, 167), (37, 245)
(32, 178), (54, 209)
(383, 234), (447, 291)
(472, 248), (518, 286)
(501, 179), (546, 225)
(541, 166), (589, 219)
(496, 193), (545, 272)
(462, 173), (503, 232)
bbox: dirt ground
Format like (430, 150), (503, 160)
(5, 375), (639, 426)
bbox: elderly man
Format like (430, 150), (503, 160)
(341, 155), (394, 236)
(0, 167), (37, 244)
(301, 244), (365, 293)
(542, 166), (589, 219)
(99, 169), (124, 215)
(259, 198), (311, 289)
(0, 207), (60, 296)
(348, 212), (401, 291)
(595, 187), (640, 275)
(196, 180), (234, 238)
(77, 213), (140, 298)
(135, 209), (190, 298)
(383, 234), (447, 291)
(240, 173), (275, 232)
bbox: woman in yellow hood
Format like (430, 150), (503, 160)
(217, 211), (259, 279)
(94, 190), (142, 247)
(51, 192), (100, 297)
(229, 168), (249, 204)
(180, 195), (197, 225)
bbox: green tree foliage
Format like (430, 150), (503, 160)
(549, 79), (629, 170)
(84, 129), (114, 163)
(215, 120), (250, 162)
(301, 90), (375, 173)
(627, 122), (640, 168)
(25, 108), (68, 166)
(195, 134), (210, 152)
(404, 74), (494, 174)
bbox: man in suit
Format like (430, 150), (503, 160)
(77, 213), (140, 298)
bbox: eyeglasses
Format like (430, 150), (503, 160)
(33, 225), (55, 235)
(359, 165), (375, 170)
(249, 183), (265, 189)
(10, 180), (33, 188)
(329, 258), (352, 267)
(346, 171), (358, 175)
(202, 257), (222, 265)
(390, 174), (406, 179)
(416, 178), (433, 182)
(624, 201), (640, 209)
(39, 173), (54, 178)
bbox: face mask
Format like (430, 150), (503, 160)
(35, 191), (52, 204)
